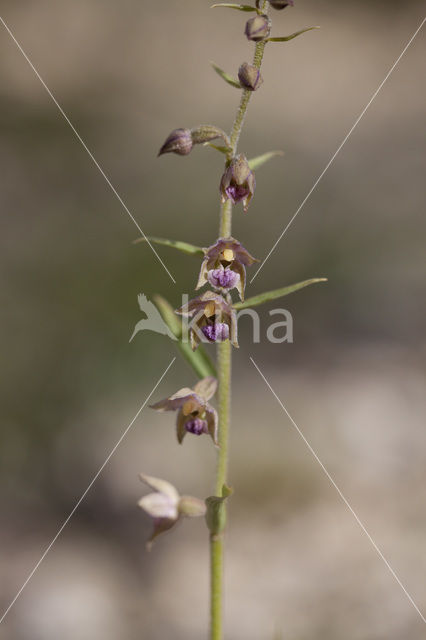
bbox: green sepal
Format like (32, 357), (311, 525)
(153, 295), (217, 379)
(233, 278), (327, 310)
(203, 142), (232, 155)
(266, 26), (320, 43)
(211, 3), (260, 12)
(133, 235), (204, 257)
(211, 62), (242, 89)
(248, 150), (284, 171)
(205, 485), (233, 537)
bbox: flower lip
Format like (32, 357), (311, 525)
(208, 267), (240, 290)
(202, 323), (230, 343)
(185, 417), (208, 435)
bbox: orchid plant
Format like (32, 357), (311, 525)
(136, 2), (324, 637)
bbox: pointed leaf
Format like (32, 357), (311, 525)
(211, 3), (259, 12)
(211, 62), (241, 89)
(248, 150), (284, 171)
(233, 278), (327, 310)
(133, 235), (204, 256)
(267, 26), (320, 43)
(153, 295), (217, 378)
(203, 142), (231, 155)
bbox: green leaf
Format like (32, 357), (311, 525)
(248, 150), (284, 171)
(211, 62), (241, 89)
(133, 235), (204, 257)
(267, 26), (320, 43)
(203, 142), (231, 155)
(233, 278), (327, 310)
(153, 295), (217, 379)
(211, 3), (259, 12)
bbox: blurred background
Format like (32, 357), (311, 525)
(0, 0), (425, 638)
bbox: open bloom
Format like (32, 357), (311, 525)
(220, 154), (256, 212)
(176, 291), (238, 350)
(138, 474), (206, 549)
(150, 376), (219, 445)
(196, 237), (258, 301)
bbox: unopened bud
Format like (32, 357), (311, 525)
(238, 63), (263, 92)
(158, 128), (192, 156)
(244, 15), (271, 42)
(268, 0), (294, 10)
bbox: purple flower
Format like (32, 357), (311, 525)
(220, 154), (256, 212)
(176, 291), (238, 350)
(138, 474), (206, 549)
(150, 376), (219, 444)
(197, 237), (258, 301)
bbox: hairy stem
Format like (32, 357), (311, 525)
(210, 5), (269, 639)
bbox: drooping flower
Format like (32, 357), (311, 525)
(150, 376), (219, 445)
(138, 474), (206, 549)
(176, 291), (238, 350)
(196, 237), (258, 301)
(220, 154), (256, 212)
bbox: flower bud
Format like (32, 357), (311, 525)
(244, 15), (270, 42)
(158, 128), (192, 156)
(220, 154), (256, 212)
(238, 63), (263, 92)
(268, 0), (294, 9)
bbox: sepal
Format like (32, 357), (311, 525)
(248, 150), (284, 171)
(211, 62), (242, 89)
(266, 26), (320, 42)
(211, 3), (260, 13)
(233, 278), (327, 310)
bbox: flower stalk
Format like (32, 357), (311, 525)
(210, 4), (269, 637)
(137, 2), (323, 638)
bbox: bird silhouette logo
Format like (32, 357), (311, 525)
(129, 294), (177, 342)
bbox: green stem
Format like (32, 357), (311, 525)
(210, 4), (269, 639)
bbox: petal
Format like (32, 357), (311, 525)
(138, 474), (180, 502)
(205, 405), (219, 445)
(176, 409), (187, 444)
(150, 388), (194, 412)
(196, 259), (209, 290)
(232, 262), (246, 301)
(138, 492), (178, 519)
(193, 376), (218, 401)
(146, 517), (177, 551)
